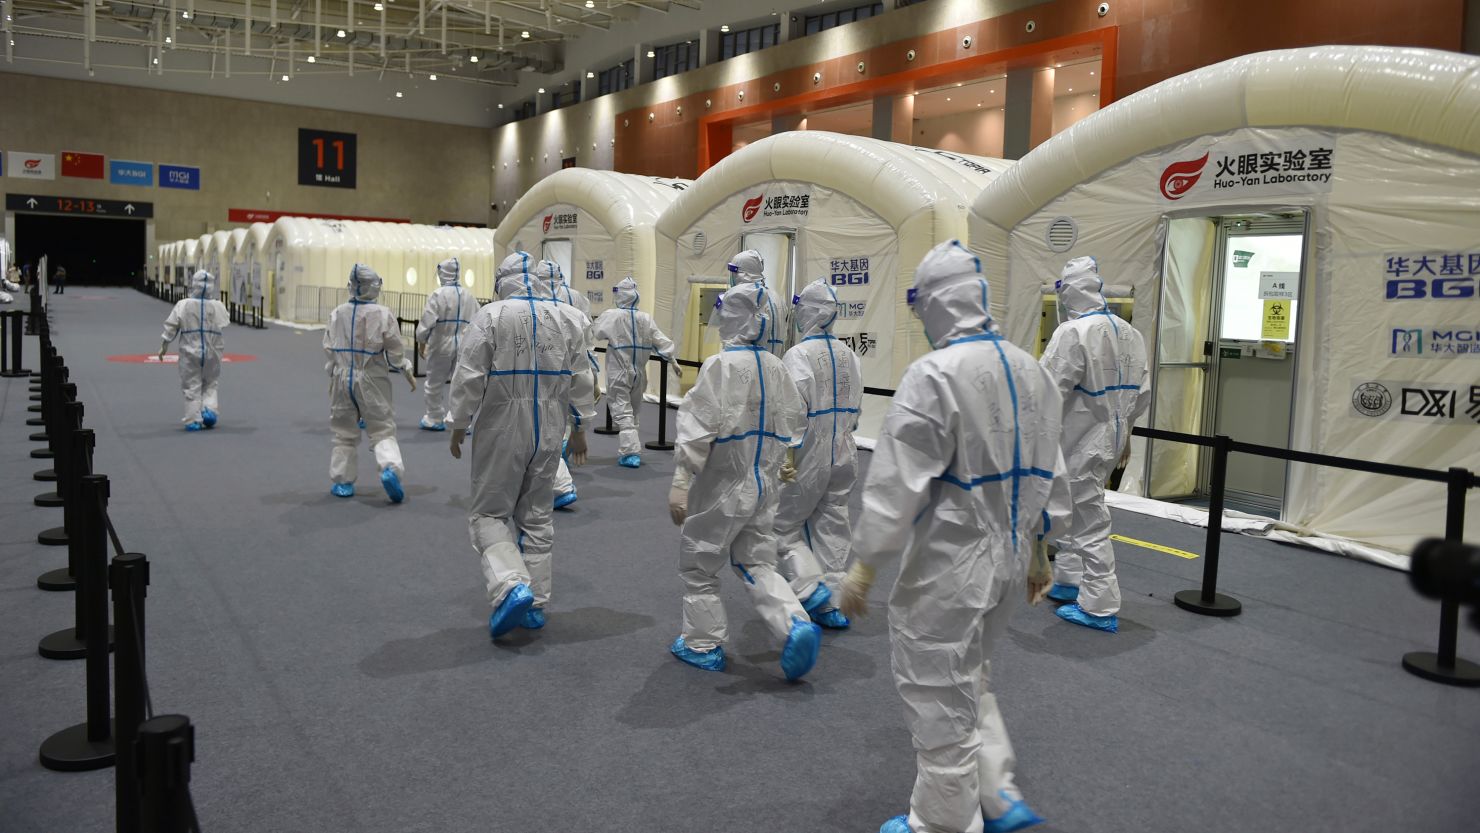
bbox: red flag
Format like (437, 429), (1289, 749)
(61, 151), (106, 179)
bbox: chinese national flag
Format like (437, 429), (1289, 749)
(61, 151), (105, 179)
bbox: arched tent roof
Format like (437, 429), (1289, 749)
(968, 45), (1480, 561)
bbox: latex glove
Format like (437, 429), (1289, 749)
(672, 362), (685, 385)
(839, 562), (877, 620)
(1118, 441), (1132, 470)
(779, 448), (797, 483)
(1028, 539), (1052, 605)
(418, 342), (428, 360)
(402, 368), (418, 392)
(158, 340), (169, 361)
(668, 481), (689, 526)
(568, 429), (588, 467)
(449, 428), (466, 459)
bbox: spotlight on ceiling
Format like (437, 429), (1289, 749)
(537, 87), (546, 94)
(282, 74), (290, 81)
(337, 29), (346, 38)
(720, 24), (730, 32)
(396, 91), (403, 98)
(469, 54), (479, 62)
(429, 73), (437, 80)
(521, 30), (531, 39)
(586, 71), (594, 78)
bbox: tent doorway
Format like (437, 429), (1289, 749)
(1145, 211), (1309, 516)
(740, 230), (799, 351)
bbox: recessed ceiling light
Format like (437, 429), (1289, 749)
(374, 2), (383, 9)
(1068, 87), (1072, 91)
(282, 74), (290, 81)
(165, 36), (172, 43)
(721, 24), (730, 32)
(469, 54), (478, 62)
(307, 55), (316, 63)
(396, 91), (403, 98)
(646, 50), (655, 58)
(497, 103), (504, 109)
(337, 29), (346, 37)
(990, 89), (995, 93)
(181, 11), (189, 18)
(945, 97), (951, 102)
(537, 87), (546, 93)
(1089, 70), (1096, 76)
(521, 30), (530, 38)
(976, 102), (981, 107)
(429, 73), (437, 80)
(152, 57), (159, 64)
(585, 0), (594, 6)
(586, 71), (594, 78)
(955, 82), (962, 87)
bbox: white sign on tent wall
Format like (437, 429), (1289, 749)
(1155, 130), (1337, 205)
(1259, 271), (1298, 300)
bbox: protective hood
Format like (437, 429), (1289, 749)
(793, 279), (839, 336)
(710, 282), (772, 346)
(437, 257), (461, 287)
(1057, 256), (1107, 319)
(348, 264), (383, 302)
(495, 252), (537, 300)
(613, 276), (640, 309)
(727, 249), (765, 285)
(190, 269), (217, 300)
(911, 240), (995, 348)
(534, 259), (565, 296)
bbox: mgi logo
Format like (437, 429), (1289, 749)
(829, 256), (870, 287)
(542, 212), (577, 233)
(1390, 327), (1480, 357)
(1384, 252), (1480, 300)
(838, 301), (867, 320)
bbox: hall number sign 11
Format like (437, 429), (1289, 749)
(298, 128), (357, 189)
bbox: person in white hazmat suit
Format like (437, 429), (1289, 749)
(666, 282), (823, 680)
(534, 259), (598, 508)
(447, 253), (595, 638)
(839, 241), (1070, 833)
(1040, 256), (1151, 633)
(323, 265), (416, 502)
(416, 257), (480, 431)
(591, 276), (681, 468)
(726, 249), (787, 357)
(158, 269), (229, 431)
(773, 279), (862, 629)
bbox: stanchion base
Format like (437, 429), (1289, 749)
(1173, 589), (1243, 617)
(37, 526), (67, 547)
(30, 393), (41, 401)
(30, 432), (49, 442)
(37, 567), (76, 592)
(39, 721), (115, 772)
(34, 468), (57, 482)
(30, 448), (54, 459)
(1401, 651), (1480, 687)
(0, 370), (31, 378)
(644, 441), (675, 451)
(34, 491), (63, 508)
(27, 417), (45, 426)
(593, 427), (620, 436)
(27, 404), (42, 412)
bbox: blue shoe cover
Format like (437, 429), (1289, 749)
(201, 408), (217, 428)
(878, 815), (911, 833)
(358, 418), (367, 430)
(489, 584), (534, 639)
(522, 607), (546, 630)
(419, 417), (446, 431)
(1046, 583), (1079, 603)
(812, 608), (851, 630)
(184, 422), (205, 432)
(1054, 603), (1118, 633)
(780, 617), (822, 681)
(380, 468), (405, 503)
(331, 482), (355, 498)
(553, 490), (578, 510)
(801, 583), (833, 616)
(670, 636), (726, 672)
(618, 454), (642, 468)
(983, 793), (1045, 833)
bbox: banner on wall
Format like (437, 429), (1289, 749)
(159, 164), (201, 190)
(109, 160), (154, 187)
(7, 151), (55, 180)
(61, 151), (106, 179)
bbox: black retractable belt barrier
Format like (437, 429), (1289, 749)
(1401, 467), (1480, 687)
(26, 282), (42, 335)
(644, 360), (674, 452)
(34, 395), (79, 508)
(112, 553), (151, 833)
(1172, 434), (1242, 617)
(594, 404), (619, 436)
(39, 475), (117, 771)
(38, 410), (88, 592)
(30, 346), (57, 444)
(137, 715), (197, 833)
(3, 310), (31, 377)
(39, 433), (111, 652)
(38, 382), (78, 539)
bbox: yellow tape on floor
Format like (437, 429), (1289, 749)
(1110, 534), (1198, 560)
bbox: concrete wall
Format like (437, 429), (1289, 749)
(914, 108), (1007, 159)
(1052, 92), (1099, 135)
(0, 73), (493, 248)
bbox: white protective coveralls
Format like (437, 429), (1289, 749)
(1040, 256), (1151, 618)
(160, 270), (229, 426)
(775, 279), (863, 619)
(592, 277), (677, 461)
(851, 241), (1070, 833)
(535, 260), (599, 502)
(727, 249), (787, 357)
(416, 257), (480, 428)
(671, 282), (811, 656)
(324, 265), (412, 486)
(448, 253), (596, 612)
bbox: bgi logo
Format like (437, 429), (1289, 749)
(830, 271), (869, 286)
(1401, 388), (1456, 419)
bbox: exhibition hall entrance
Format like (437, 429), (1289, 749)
(15, 213), (147, 287)
(1146, 212), (1308, 516)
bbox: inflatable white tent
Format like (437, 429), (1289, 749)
(495, 169), (691, 316)
(969, 46), (1480, 557)
(655, 130), (1010, 437)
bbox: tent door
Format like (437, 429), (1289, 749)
(740, 230), (799, 350)
(541, 239), (574, 285)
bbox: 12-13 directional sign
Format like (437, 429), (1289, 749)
(6, 193), (154, 218)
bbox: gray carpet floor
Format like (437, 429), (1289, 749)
(1, 288), (1477, 833)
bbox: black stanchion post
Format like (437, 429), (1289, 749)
(31, 355), (61, 457)
(39, 475), (117, 771)
(645, 360), (675, 452)
(33, 367), (68, 477)
(1, 310), (10, 374)
(1401, 467), (1480, 686)
(137, 715), (195, 833)
(2, 310), (30, 376)
(1174, 434), (1242, 616)
(594, 403), (619, 436)
(38, 382), (78, 546)
(112, 553), (150, 833)
(39, 414), (88, 593)
(30, 347), (56, 443)
(34, 396), (78, 508)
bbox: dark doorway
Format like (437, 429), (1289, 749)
(15, 213), (147, 287)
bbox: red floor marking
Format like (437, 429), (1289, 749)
(108, 354), (258, 364)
